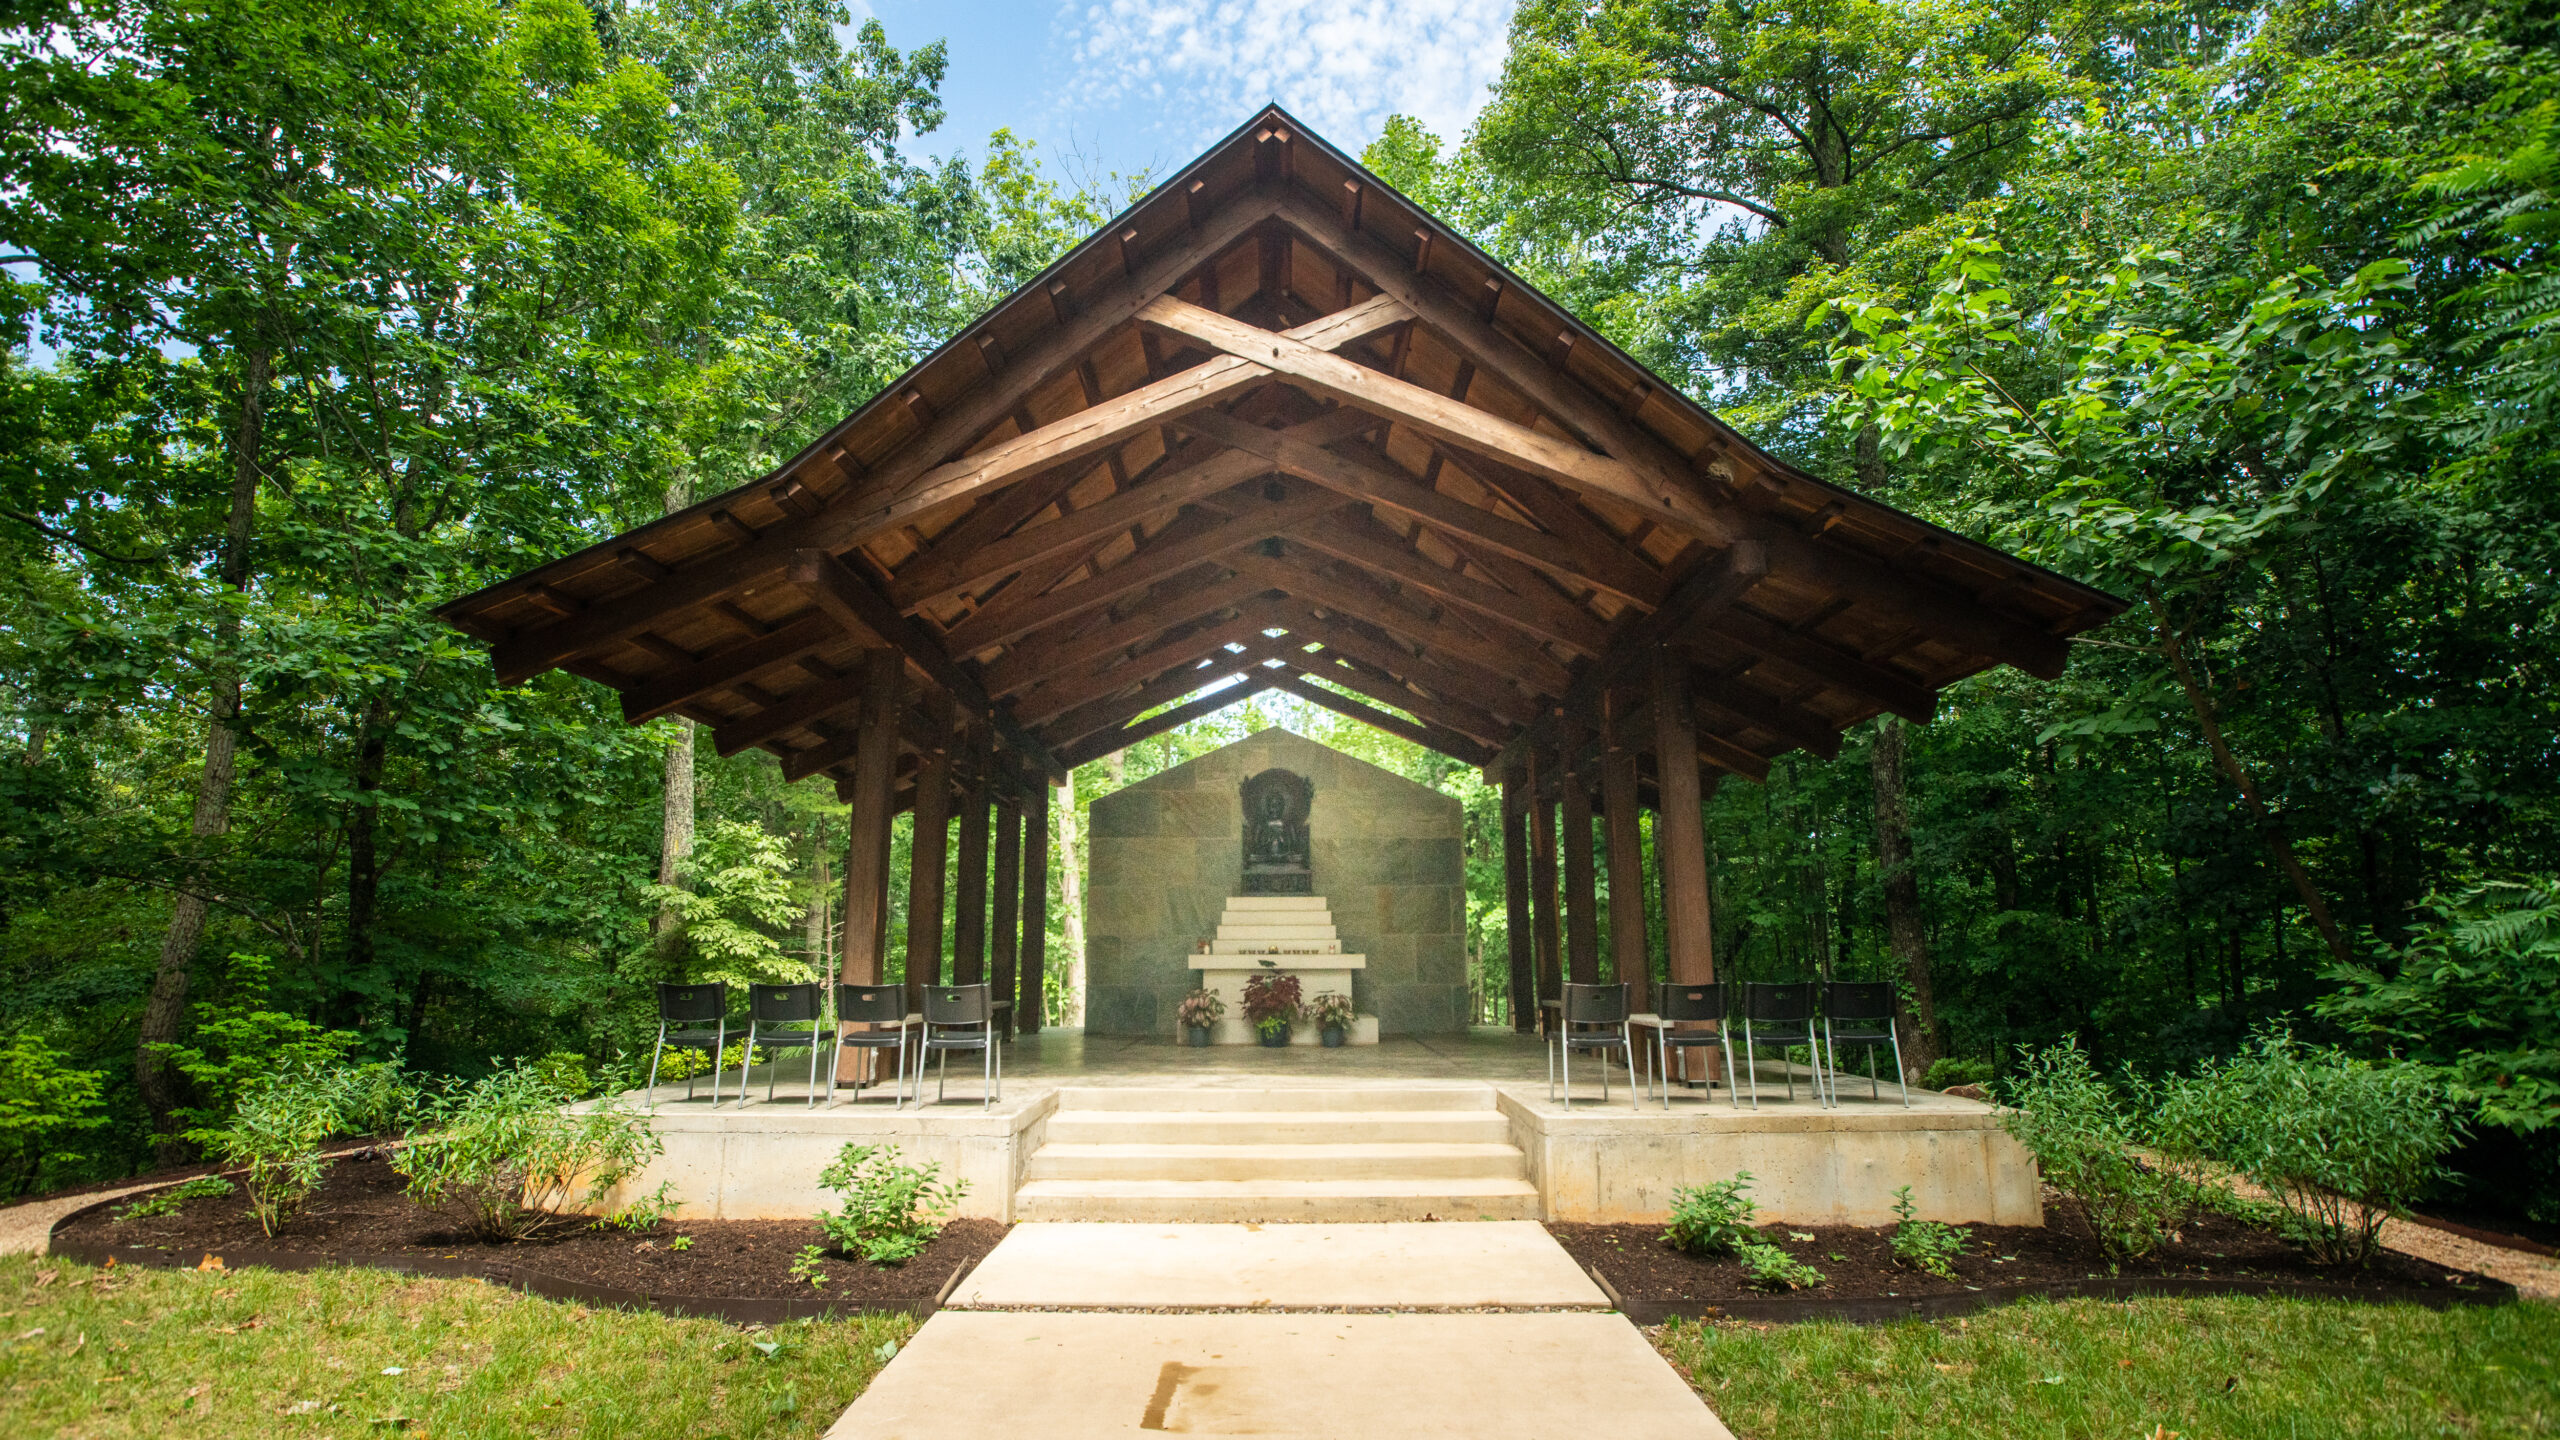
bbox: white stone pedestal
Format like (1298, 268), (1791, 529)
(1183, 896), (1380, 1045)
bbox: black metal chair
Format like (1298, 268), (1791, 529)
(646, 982), (730, 1108)
(1822, 981), (1912, 1107)
(826, 983), (917, 1107)
(1547, 982), (1638, 1111)
(1740, 981), (1830, 1110)
(735, 982), (828, 1108)
(918, 983), (1000, 1111)
(1634, 982), (1738, 1109)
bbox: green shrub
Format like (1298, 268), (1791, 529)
(1736, 1239), (1826, 1290)
(1997, 1038), (2189, 1262)
(1662, 1172), (1760, 1257)
(1888, 1185), (1969, 1279)
(0, 1032), (109, 1198)
(112, 1174), (235, 1222)
(148, 954), (367, 1138)
(815, 1143), (965, 1266)
(394, 1060), (663, 1242)
(2154, 1030), (2463, 1266)
(1922, 1057), (1993, 1091)
(598, 1179), (683, 1233)
(191, 1062), (379, 1236)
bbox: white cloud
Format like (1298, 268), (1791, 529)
(1057, 0), (1515, 154)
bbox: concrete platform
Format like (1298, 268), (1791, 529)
(829, 1311), (1732, 1439)
(951, 1221), (1608, 1311)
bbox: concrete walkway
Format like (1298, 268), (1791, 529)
(830, 1222), (1732, 1439)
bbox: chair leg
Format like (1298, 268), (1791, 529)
(1821, 1020), (1837, 1109)
(982, 1034), (993, 1112)
(647, 1029), (666, 1111)
(1890, 1023), (1911, 1108)
(809, 1031), (823, 1108)
(1722, 1030), (1739, 1109)
(1562, 1032), (1572, 1111)
(1657, 1031), (1671, 1111)
(1623, 1026), (1639, 1112)
(709, 1021), (727, 1107)
(1745, 1019), (1760, 1111)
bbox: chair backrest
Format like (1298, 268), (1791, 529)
(1562, 982), (1629, 1025)
(748, 982), (823, 1023)
(1825, 981), (1897, 1023)
(1742, 981), (1818, 1023)
(835, 984), (905, 1025)
(658, 982), (728, 1024)
(924, 984), (991, 1026)
(1656, 982), (1725, 1023)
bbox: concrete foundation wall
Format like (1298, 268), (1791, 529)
(1085, 728), (1467, 1037)
(1497, 1090), (2044, 1227)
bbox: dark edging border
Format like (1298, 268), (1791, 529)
(1586, 1265), (2518, 1326)
(47, 1194), (974, 1327)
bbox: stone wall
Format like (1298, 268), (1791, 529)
(1084, 728), (1467, 1037)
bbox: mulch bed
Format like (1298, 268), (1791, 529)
(51, 1149), (1003, 1323)
(1549, 1195), (2514, 1324)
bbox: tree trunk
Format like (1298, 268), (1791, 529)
(340, 694), (391, 1031)
(1055, 768), (1086, 1026)
(652, 479), (695, 969)
(135, 343), (267, 1164)
(1870, 716), (1941, 1082)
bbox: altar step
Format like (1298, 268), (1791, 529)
(1013, 1085), (1541, 1222)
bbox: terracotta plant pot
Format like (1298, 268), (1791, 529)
(1185, 1026), (1211, 1047)
(1321, 1026), (1346, 1048)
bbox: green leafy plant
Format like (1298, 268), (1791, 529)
(641, 819), (814, 988)
(1998, 1039), (2190, 1262)
(815, 1143), (965, 1266)
(1176, 988), (1225, 1030)
(394, 1060), (663, 1242)
(0, 1032), (109, 1198)
(790, 1243), (830, 1290)
(1241, 971), (1302, 1041)
(148, 954), (368, 1138)
(668, 1234), (694, 1252)
(2153, 1030), (2463, 1266)
(112, 1174), (235, 1222)
(1306, 991), (1356, 1033)
(1737, 1240), (1826, 1291)
(1922, 1057), (1993, 1091)
(1662, 1172), (1759, 1257)
(1889, 1186), (1970, 1280)
(191, 1061), (379, 1236)
(598, 1179), (683, 1233)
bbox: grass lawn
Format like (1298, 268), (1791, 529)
(1657, 1294), (2558, 1440)
(0, 1255), (915, 1439)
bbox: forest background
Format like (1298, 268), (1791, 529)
(0, 0), (2553, 1220)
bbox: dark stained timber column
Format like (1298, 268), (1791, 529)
(1019, 783), (1051, 1033)
(905, 698), (954, 1013)
(840, 648), (905, 1083)
(1602, 696), (1651, 1017)
(1560, 713), (1600, 988)
(1650, 644), (1717, 1081)
(951, 723), (992, 987)
(1499, 767), (1535, 1033)
(991, 789), (1023, 1034)
(1528, 747), (1563, 1029)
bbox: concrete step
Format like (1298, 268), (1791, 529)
(1051, 1085), (1498, 1113)
(1213, 924), (1339, 941)
(1010, 1177), (1545, 1223)
(1221, 895), (1330, 911)
(1045, 1109), (1512, 1146)
(1026, 1141), (1528, 1183)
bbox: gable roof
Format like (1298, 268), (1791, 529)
(1097, 726), (1461, 811)
(435, 106), (2123, 802)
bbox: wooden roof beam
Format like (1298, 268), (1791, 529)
(1224, 550), (1574, 695)
(1056, 674), (1281, 770)
(1283, 653), (1509, 749)
(1035, 636), (1300, 749)
(617, 612), (841, 725)
(1271, 600), (1540, 727)
(1268, 671), (1494, 767)
(980, 568), (1276, 699)
(1015, 608), (1287, 726)
(1282, 513), (1608, 656)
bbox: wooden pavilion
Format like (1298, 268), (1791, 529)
(436, 107), (2123, 1053)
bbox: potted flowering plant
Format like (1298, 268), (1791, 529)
(1306, 991), (1356, 1048)
(1177, 988), (1225, 1046)
(1240, 971), (1302, 1048)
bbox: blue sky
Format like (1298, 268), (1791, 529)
(854, 0), (1518, 183)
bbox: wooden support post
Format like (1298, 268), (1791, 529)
(905, 697), (954, 1012)
(1559, 712), (1600, 988)
(1528, 747), (1563, 1029)
(952, 724), (992, 987)
(1020, 784), (1051, 1034)
(1602, 694), (1652, 1017)
(1500, 767), (1535, 1033)
(1651, 643), (1717, 1082)
(991, 791), (1023, 1034)
(839, 648), (905, 1083)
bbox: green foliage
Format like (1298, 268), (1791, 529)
(1241, 972), (1303, 1040)
(191, 1061), (385, 1236)
(1921, 1058), (1993, 1091)
(0, 1032), (108, 1198)
(149, 956), (368, 1138)
(2153, 1031), (2462, 1266)
(1661, 1172), (1760, 1257)
(642, 820), (809, 988)
(1306, 991), (1356, 1033)
(392, 1060), (662, 1241)
(1736, 1239), (1828, 1291)
(814, 1143), (964, 1267)
(1175, 988), (1224, 1030)
(790, 1244), (830, 1290)
(2318, 879), (2560, 1137)
(112, 1174), (236, 1222)
(1998, 1040), (2190, 1262)
(598, 1179), (682, 1234)
(1889, 1186), (1970, 1280)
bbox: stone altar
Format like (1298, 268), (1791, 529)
(1187, 895), (1381, 1045)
